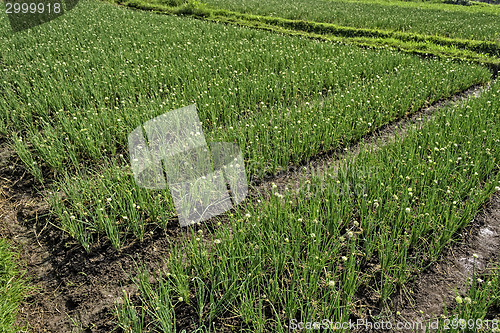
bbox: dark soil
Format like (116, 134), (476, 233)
(390, 193), (500, 332)
(0, 140), (193, 332)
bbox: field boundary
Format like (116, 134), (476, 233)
(109, 0), (500, 73)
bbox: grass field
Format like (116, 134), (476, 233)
(0, 0), (499, 331)
(0, 239), (28, 332)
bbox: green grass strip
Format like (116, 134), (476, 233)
(0, 239), (29, 332)
(205, 12), (500, 72)
(198, 0), (500, 41)
(112, 0), (500, 68)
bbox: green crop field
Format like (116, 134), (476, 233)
(0, 0), (499, 331)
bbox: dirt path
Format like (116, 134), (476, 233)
(391, 193), (500, 332)
(0, 140), (189, 332)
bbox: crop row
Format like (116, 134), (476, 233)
(3, 1), (490, 249)
(117, 78), (500, 332)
